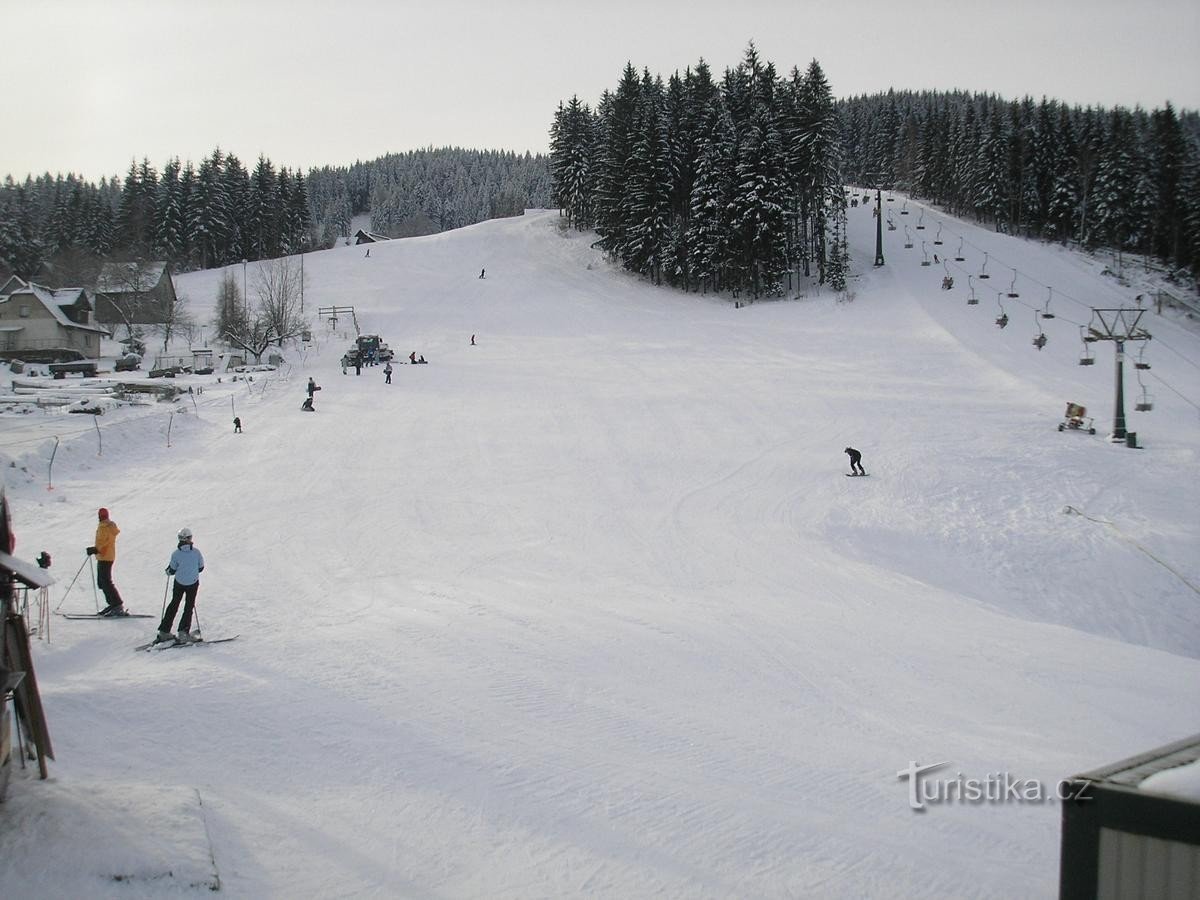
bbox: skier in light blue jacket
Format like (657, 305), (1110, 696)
(156, 527), (206, 643)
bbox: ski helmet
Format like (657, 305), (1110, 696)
(98, 507), (109, 520)
(177, 527), (193, 542)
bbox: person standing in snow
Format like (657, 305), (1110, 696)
(341, 354), (349, 375)
(307, 377), (320, 399)
(233, 416), (242, 433)
(157, 527), (205, 643)
(844, 447), (866, 476)
(88, 507), (125, 616)
(384, 361), (393, 384)
(479, 268), (485, 279)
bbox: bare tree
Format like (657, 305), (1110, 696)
(151, 292), (193, 353)
(254, 256), (307, 347)
(215, 258), (308, 363)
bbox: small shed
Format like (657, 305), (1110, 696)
(353, 229), (390, 245)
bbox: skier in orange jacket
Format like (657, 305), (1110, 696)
(88, 507), (125, 616)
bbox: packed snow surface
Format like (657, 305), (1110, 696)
(1, 200), (1198, 898)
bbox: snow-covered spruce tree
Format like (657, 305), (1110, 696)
(190, 149), (231, 269)
(550, 95), (597, 230)
(793, 59), (844, 283)
(155, 158), (186, 264)
(115, 158), (158, 258)
(248, 155), (280, 262)
(593, 64), (643, 262)
(728, 105), (790, 297)
(1090, 108), (1139, 260)
(687, 108), (735, 295)
(223, 153), (251, 263)
(623, 73), (673, 284)
(973, 110), (1011, 231)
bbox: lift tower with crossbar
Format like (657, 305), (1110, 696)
(1086, 309), (1151, 443)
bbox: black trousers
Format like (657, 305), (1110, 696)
(96, 560), (123, 608)
(159, 581), (199, 634)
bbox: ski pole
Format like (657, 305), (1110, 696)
(53, 555), (91, 611)
(89, 556), (99, 612)
(160, 574), (172, 623)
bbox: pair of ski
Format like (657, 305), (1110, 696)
(57, 612), (237, 651)
(135, 636), (239, 652)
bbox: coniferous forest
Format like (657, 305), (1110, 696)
(0, 148), (550, 286)
(550, 46), (846, 298)
(551, 46), (1200, 297)
(840, 91), (1200, 277)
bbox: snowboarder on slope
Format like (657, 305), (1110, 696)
(89, 507), (125, 616)
(157, 527), (205, 643)
(845, 447), (866, 476)
(307, 377), (320, 399)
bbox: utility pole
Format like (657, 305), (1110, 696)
(1087, 309), (1151, 443)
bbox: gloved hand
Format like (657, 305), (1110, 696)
(164, 567), (174, 576)
(86, 546), (96, 555)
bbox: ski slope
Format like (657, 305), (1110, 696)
(1, 201), (1198, 898)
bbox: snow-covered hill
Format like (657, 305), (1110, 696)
(1, 200), (1197, 898)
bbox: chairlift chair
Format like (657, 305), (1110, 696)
(916, 210), (926, 230)
(920, 241), (932, 266)
(967, 275), (979, 305)
(1032, 310), (1048, 350)
(904, 225), (914, 249)
(995, 293), (1009, 328)
(933, 224), (943, 245)
(1078, 327), (1095, 365)
(900, 200), (909, 215)
(954, 237), (965, 262)
(1059, 402), (1096, 434)
(1134, 345), (1151, 371)
(1007, 270), (1021, 299)
(1134, 366), (1154, 411)
(1040, 286), (1055, 319)
(979, 252), (991, 279)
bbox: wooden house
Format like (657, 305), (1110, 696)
(94, 261), (177, 325)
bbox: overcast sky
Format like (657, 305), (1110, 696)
(3, 0), (1198, 182)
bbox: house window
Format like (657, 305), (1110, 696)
(19, 304), (30, 317)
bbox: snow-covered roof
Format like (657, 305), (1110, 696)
(0, 274), (27, 298)
(96, 261), (168, 293)
(51, 286), (92, 310)
(13, 283), (110, 335)
(354, 229), (390, 243)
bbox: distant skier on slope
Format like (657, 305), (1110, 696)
(156, 527), (205, 644)
(844, 447), (867, 476)
(384, 361), (393, 384)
